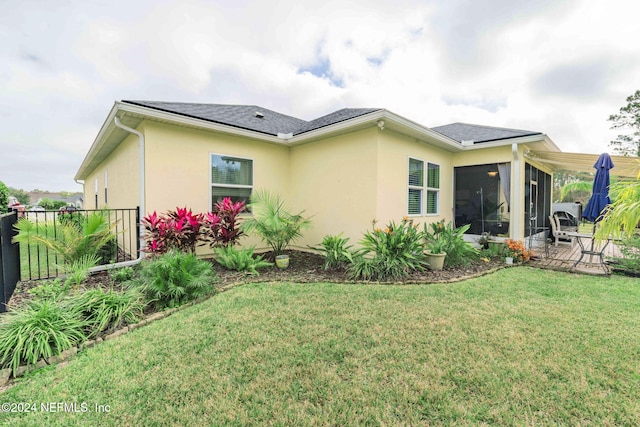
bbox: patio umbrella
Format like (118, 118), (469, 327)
(582, 153), (614, 223)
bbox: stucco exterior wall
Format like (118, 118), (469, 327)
(289, 127), (379, 247)
(83, 132), (141, 210)
(376, 129), (454, 230)
(142, 121), (289, 213)
(142, 120), (290, 253)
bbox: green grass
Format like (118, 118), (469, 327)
(1, 268), (639, 425)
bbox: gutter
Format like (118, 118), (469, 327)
(88, 116), (146, 273)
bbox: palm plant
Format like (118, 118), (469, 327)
(596, 179), (640, 239)
(241, 189), (311, 257)
(13, 211), (117, 265)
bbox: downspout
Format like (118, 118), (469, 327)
(511, 143), (520, 239)
(89, 116), (146, 272)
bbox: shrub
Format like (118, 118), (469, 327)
(213, 246), (273, 275)
(0, 300), (86, 375)
(423, 221), (479, 267)
(109, 266), (136, 283)
(203, 197), (246, 248)
(142, 208), (204, 255)
(313, 234), (354, 270)
(349, 218), (426, 281)
(241, 190), (311, 257)
(132, 250), (217, 309)
(27, 279), (70, 301)
(611, 234), (640, 274)
(65, 288), (145, 337)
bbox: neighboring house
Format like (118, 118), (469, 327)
(29, 192), (84, 208)
(74, 100), (640, 255)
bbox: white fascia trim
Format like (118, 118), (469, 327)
(286, 110), (463, 150)
(74, 102), (120, 180)
(460, 133), (551, 151)
(116, 102), (285, 144)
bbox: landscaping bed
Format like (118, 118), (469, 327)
(10, 250), (503, 311)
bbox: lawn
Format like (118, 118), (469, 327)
(1, 267), (639, 426)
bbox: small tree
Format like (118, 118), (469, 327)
(608, 89), (640, 157)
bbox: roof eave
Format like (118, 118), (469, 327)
(286, 110), (463, 151)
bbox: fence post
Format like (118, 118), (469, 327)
(0, 211), (20, 313)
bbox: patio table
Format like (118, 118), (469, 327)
(566, 232), (610, 275)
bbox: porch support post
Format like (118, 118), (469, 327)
(511, 143), (520, 239)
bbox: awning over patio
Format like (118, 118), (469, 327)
(524, 150), (640, 179)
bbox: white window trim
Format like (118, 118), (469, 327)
(209, 152), (254, 209)
(426, 162), (440, 216)
(407, 156), (425, 216)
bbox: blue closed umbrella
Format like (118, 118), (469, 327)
(582, 153), (614, 223)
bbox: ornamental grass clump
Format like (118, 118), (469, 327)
(0, 300), (87, 375)
(65, 288), (146, 337)
(349, 218), (426, 281)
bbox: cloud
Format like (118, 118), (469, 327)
(1, 0), (640, 191)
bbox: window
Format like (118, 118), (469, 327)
(408, 158), (424, 215)
(427, 163), (440, 215)
(211, 154), (253, 208)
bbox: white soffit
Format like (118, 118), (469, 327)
(525, 151), (640, 178)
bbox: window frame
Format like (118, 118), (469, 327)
(426, 162), (440, 215)
(407, 157), (425, 216)
(209, 152), (254, 209)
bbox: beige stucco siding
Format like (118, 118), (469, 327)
(83, 133), (140, 210)
(142, 121), (290, 253)
(376, 130), (454, 229)
(143, 121), (290, 215)
(289, 128), (379, 247)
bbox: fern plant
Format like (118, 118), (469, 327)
(213, 246), (273, 275)
(132, 250), (218, 309)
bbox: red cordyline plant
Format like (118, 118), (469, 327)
(142, 199), (246, 255)
(202, 198), (246, 248)
(142, 207), (203, 255)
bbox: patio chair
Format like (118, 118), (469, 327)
(549, 214), (572, 246)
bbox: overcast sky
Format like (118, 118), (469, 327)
(1, 0), (639, 192)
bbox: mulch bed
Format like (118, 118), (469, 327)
(8, 250), (505, 310)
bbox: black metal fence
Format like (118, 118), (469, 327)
(1, 211), (20, 312)
(17, 208), (140, 281)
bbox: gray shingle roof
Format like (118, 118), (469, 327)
(123, 100), (381, 137)
(292, 108), (381, 135)
(431, 122), (542, 143)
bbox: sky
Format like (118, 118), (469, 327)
(1, 0), (639, 192)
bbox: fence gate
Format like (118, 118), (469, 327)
(0, 211), (20, 313)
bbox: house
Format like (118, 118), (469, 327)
(74, 100), (639, 255)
